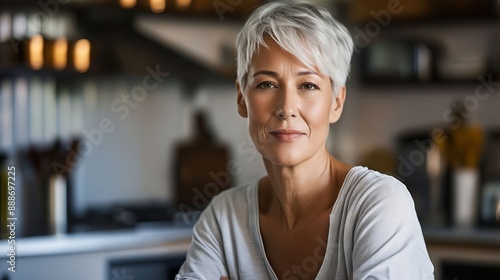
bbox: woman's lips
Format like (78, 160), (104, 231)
(269, 129), (305, 142)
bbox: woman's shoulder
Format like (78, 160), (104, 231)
(338, 166), (419, 236)
(198, 178), (262, 231)
(342, 166), (411, 206)
(345, 166), (402, 185)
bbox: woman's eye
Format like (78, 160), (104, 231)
(256, 82), (276, 89)
(300, 83), (319, 90)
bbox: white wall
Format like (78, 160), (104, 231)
(75, 79), (185, 212)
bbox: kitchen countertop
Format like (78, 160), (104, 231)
(0, 224), (193, 258)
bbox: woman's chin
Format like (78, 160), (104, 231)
(258, 142), (328, 168)
(262, 151), (308, 167)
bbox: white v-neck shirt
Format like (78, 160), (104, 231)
(176, 166), (434, 280)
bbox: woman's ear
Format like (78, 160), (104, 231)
(236, 82), (248, 118)
(329, 86), (346, 123)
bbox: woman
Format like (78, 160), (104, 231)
(176, 2), (434, 280)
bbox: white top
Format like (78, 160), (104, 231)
(176, 166), (434, 280)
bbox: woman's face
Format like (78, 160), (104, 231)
(237, 37), (346, 167)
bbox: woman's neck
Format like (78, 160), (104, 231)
(261, 148), (340, 231)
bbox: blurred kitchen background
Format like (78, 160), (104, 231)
(1, 0), (500, 279)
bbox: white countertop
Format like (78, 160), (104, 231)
(0, 225), (193, 258)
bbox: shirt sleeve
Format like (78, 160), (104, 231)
(351, 177), (434, 280)
(175, 202), (229, 280)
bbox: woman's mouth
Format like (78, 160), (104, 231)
(269, 129), (305, 142)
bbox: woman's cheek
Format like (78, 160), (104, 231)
(304, 98), (331, 124)
(248, 97), (272, 123)
(246, 98), (272, 146)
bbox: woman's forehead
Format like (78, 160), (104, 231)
(249, 39), (325, 78)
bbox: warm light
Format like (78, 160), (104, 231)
(150, 0), (166, 13)
(53, 38), (68, 70)
(176, 0), (191, 11)
(29, 35), (44, 70)
(120, 0), (136, 9)
(74, 39), (91, 73)
(496, 199), (500, 221)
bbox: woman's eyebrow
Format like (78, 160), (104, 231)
(252, 70), (278, 77)
(297, 70), (320, 77)
(252, 70), (321, 77)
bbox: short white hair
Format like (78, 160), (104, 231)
(236, 1), (354, 94)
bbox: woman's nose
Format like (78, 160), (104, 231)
(274, 88), (298, 119)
